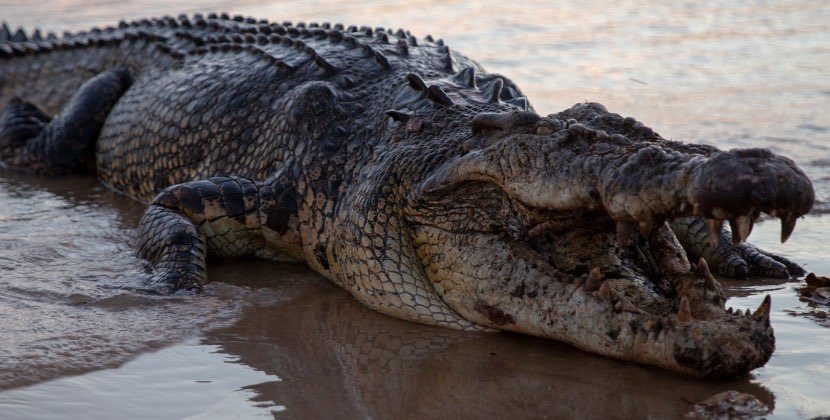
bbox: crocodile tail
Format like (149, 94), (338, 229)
(0, 22), (172, 115)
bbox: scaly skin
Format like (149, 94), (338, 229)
(0, 14), (815, 378)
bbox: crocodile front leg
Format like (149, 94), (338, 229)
(671, 217), (806, 278)
(136, 174), (302, 293)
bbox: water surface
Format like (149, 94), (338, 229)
(0, 0), (828, 418)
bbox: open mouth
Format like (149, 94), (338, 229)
(521, 209), (769, 320)
(499, 206), (777, 377)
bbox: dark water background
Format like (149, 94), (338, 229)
(0, 1), (828, 418)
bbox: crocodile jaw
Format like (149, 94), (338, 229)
(409, 215), (774, 378)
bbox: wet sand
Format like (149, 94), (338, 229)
(1, 0), (829, 418)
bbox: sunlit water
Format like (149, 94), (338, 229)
(0, 0), (828, 418)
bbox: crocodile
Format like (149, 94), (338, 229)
(0, 13), (814, 378)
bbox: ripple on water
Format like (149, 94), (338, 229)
(0, 174), (245, 390)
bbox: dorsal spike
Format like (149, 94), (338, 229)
(378, 32), (390, 43)
(0, 23), (10, 41)
(45, 32), (57, 40)
(258, 24), (272, 35)
(406, 73), (427, 91)
(450, 67), (476, 88)
(313, 55), (338, 75)
(407, 35), (417, 46)
(374, 51), (391, 70)
(12, 27), (27, 42)
(480, 78), (504, 102)
(31, 29), (42, 41)
(396, 39), (409, 55)
(506, 97), (528, 110)
(435, 38), (444, 46)
(444, 50), (454, 72)
(424, 34), (434, 42)
(328, 30), (343, 42)
(427, 85), (454, 106)
(385, 110), (412, 122)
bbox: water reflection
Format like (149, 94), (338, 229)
(0, 169), (242, 390)
(203, 263), (775, 419)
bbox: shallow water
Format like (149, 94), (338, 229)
(0, 0), (829, 418)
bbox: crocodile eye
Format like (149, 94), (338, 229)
(535, 124), (553, 136)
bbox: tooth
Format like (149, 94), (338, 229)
(616, 221), (636, 248)
(729, 219), (742, 245)
(585, 267), (603, 292)
(745, 308), (752, 316)
(677, 296), (693, 326)
(695, 257), (718, 290)
(727, 307), (734, 314)
(597, 281), (612, 301)
(753, 294), (772, 321)
(736, 215), (754, 242)
(706, 219), (724, 247)
(781, 216), (797, 243)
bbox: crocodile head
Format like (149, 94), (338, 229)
(403, 102), (813, 378)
